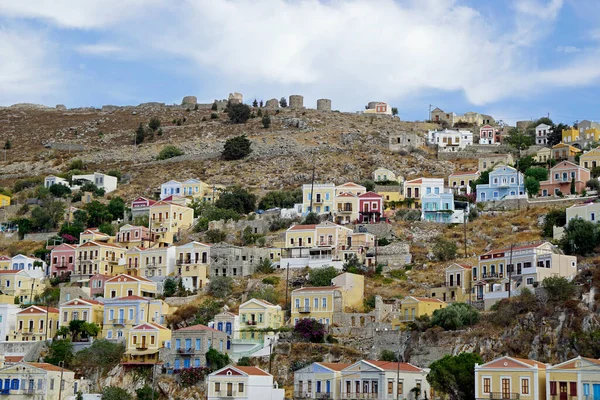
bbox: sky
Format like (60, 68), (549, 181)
(1, 0), (600, 124)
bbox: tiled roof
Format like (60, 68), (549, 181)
(455, 263), (473, 269)
(177, 324), (222, 333)
(365, 360), (423, 372)
(112, 295), (150, 301)
(106, 274), (153, 283)
(132, 322), (168, 330)
(0, 270), (22, 274)
(289, 224), (318, 231)
(4, 356), (23, 363)
(337, 182), (363, 188)
(319, 362), (351, 371)
(235, 366), (270, 376)
(61, 298), (104, 306)
(0, 256), (11, 260)
(293, 286), (341, 292)
(512, 357), (547, 369)
(27, 362), (72, 372)
(405, 178), (423, 184)
(358, 191), (383, 198)
(450, 171), (479, 176)
(18, 306), (60, 314)
(412, 297), (445, 303)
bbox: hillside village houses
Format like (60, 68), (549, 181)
(535, 123), (552, 146)
(579, 147), (600, 169)
(538, 161), (590, 197)
(552, 143), (581, 161)
(476, 165), (526, 203)
(0, 360), (79, 399)
(448, 170), (479, 195)
(159, 178), (225, 202)
(553, 200), (600, 240)
(475, 356), (547, 400)
(122, 322), (171, 366)
(207, 365), (284, 400)
(430, 107), (494, 126)
(363, 101), (392, 115)
(44, 172), (118, 194)
(429, 263), (474, 303)
(479, 125), (499, 144)
(561, 121), (600, 149)
(427, 128), (473, 151)
(478, 153), (515, 171)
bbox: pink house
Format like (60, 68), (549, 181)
(539, 161), (590, 197)
(50, 244), (77, 277)
(479, 125), (499, 144)
(131, 197), (156, 219)
(358, 192), (384, 223)
(89, 273), (111, 297)
(116, 225), (154, 248)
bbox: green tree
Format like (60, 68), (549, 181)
(157, 145), (184, 160)
(252, 99), (258, 107)
(148, 117), (161, 131)
(207, 276), (233, 297)
(108, 197), (126, 220)
(303, 212), (320, 224)
(215, 186), (256, 214)
(308, 266), (339, 286)
(45, 339), (74, 367)
(379, 349), (398, 362)
(255, 258), (275, 274)
(102, 386), (132, 400)
(279, 97), (287, 108)
(587, 179), (600, 191)
(525, 167), (548, 181)
(524, 176), (540, 198)
(237, 357), (252, 366)
(506, 129), (534, 150)
(135, 385), (159, 400)
(542, 276), (577, 302)
(72, 340), (126, 377)
(430, 303), (479, 330)
(391, 107), (398, 116)
(31, 206), (54, 231)
(135, 123), (145, 144)
(258, 189), (302, 210)
(205, 229), (227, 243)
(427, 352), (483, 400)
(222, 135), (252, 160)
(99, 222), (115, 236)
(193, 299), (222, 325)
(206, 348), (231, 370)
(69, 159), (85, 171)
(361, 180), (375, 192)
(211, 101), (218, 111)
(84, 201), (112, 227)
(107, 169), (122, 181)
(432, 237), (457, 261)
(470, 169), (491, 193)
(542, 209), (566, 237)
(516, 155), (535, 173)
(560, 218), (599, 256)
(227, 103), (251, 124)
(163, 277), (178, 297)
(49, 184), (72, 198)
(248, 286), (279, 304)
(262, 114), (271, 128)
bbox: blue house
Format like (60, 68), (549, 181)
(476, 165), (526, 202)
(421, 190), (467, 223)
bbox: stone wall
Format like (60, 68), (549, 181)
(0, 341), (45, 362)
(208, 217), (271, 235)
(24, 232), (59, 241)
(375, 242), (412, 268)
(164, 294), (202, 307)
(437, 144), (514, 160)
(480, 195), (597, 211)
(355, 223), (393, 239)
(317, 99), (331, 112)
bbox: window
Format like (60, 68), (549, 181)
(196, 338), (201, 350)
(527, 278), (534, 285)
(397, 380), (403, 395)
(388, 380), (393, 394)
(215, 382), (220, 392)
(129, 309), (134, 320)
(592, 213), (596, 222)
(322, 297), (327, 308)
(483, 378), (491, 393)
(570, 382), (577, 396)
(314, 298), (319, 309)
(521, 378), (529, 395)
(50, 379), (55, 390)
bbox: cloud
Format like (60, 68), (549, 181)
(76, 43), (123, 55)
(0, 27), (62, 105)
(555, 45), (581, 53)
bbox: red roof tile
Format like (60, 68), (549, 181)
(319, 362), (351, 371)
(365, 360), (423, 372)
(27, 362), (73, 372)
(235, 366), (270, 376)
(289, 224), (318, 230)
(18, 306), (59, 314)
(293, 286), (341, 292)
(177, 324), (222, 333)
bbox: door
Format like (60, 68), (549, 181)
(501, 378), (510, 399)
(304, 298), (309, 311)
(299, 238), (303, 247)
(225, 322), (232, 335)
(183, 358), (190, 368)
(227, 382), (233, 397)
(316, 381), (321, 393)
(560, 382), (568, 400)
(141, 336), (146, 349)
(118, 309), (124, 323)
(326, 380), (331, 394)
(593, 383), (600, 399)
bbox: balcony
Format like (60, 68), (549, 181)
(318, 242), (334, 247)
(245, 320), (257, 326)
(177, 348), (195, 355)
(135, 345), (148, 351)
(340, 393), (379, 399)
(481, 272), (501, 280)
(297, 307), (311, 314)
(113, 318), (125, 325)
(489, 392), (520, 399)
(19, 328), (37, 335)
(54, 263), (71, 269)
(337, 208), (353, 213)
(177, 259), (199, 266)
(146, 263), (159, 269)
(0, 388), (8, 395)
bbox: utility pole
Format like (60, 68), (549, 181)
(58, 361), (64, 400)
(151, 360), (156, 400)
(268, 338), (273, 375)
(463, 212), (468, 258)
(309, 163), (316, 214)
(396, 330), (401, 400)
(45, 299), (49, 341)
(285, 263), (290, 315)
(508, 243), (514, 299)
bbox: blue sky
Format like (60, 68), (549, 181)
(1, 0), (600, 125)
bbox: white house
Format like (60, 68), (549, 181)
(11, 255), (47, 278)
(0, 303), (19, 342)
(44, 173), (117, 194)
(535, 123), (552, 146)
(44, 176), (70, 189)
(427, 129), (473, 151)
(207, 365), (284, 400)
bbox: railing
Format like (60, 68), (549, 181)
(481, 272), (500, 279)
(146, 263), (159, 269)
(136, 345), (148, 350)
(113, 318), (125, 325)
(396, 315), (416, 322)
(489, 392), (520, 399)
(340, 393), (379, 399)
(176, 260), (198, 265)
(54, 263), (71, 268)
(246, 320), (257, 326)
(177, 348), (194, 355)
(297, 307), (311, 313)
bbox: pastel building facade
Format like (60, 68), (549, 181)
(475, 356), (547, 400)
(50, 244), (76, 277)
(535, 123), (552, 146)
(427, 129), (473, 151)
(167, 324), (229, 370)
(539, 161), (590, 197)
(448, 171), (479, 195)
(207, 365), (284, 400)
(480, 125), (499, 145)
(476, 166), (526, 203)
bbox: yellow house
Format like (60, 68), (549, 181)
(102, 296), (169, 342)
(79, 228), (113, 244)
(238, 298), (284, 342)
(0, 194), (10, 208)
(126, 245), (176, 279)
(149, 200), (194, 243)
(59, 298), (104, 333)
(335, 182), (367, 197)
(535, 147), (552, 163)
(429, 263), (474, 303)
(0, 270), (44, 304)
(376, 186), (404, 211)
(13, 306), (60, 341)
(448, 171), (480, 195)
(580, 147), (600, 169)
(291, 286), (342, 327)
(403, 178), (423, 207)
(552, 143), (581, 160)
(562, 127), (580, 144)
(475, 356), (547, 400)
(176, 241), (211, 292)
(334, 192), (360, 224)
(583, 127), (600, 142)
(546, 356), (600, 399)
(393, 296), (447, 329)
(302, 183), (335, 215)
(122, 322), (171, 365)
(0, 256), (10, 270)
(332, 272), (364, 311)
(75, 241), (127, 278)
(104, 274), (158, 299)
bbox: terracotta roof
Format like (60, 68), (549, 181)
(0, 256), (11, 261)
(289, 224), (318, 231)
(455, 263), (473, 269)
(0, 270), (22, 274)
(412, 297), (445, 303)
(177, 324), (222, 333)
(319, 362), (351, 371)
(245, 298), (278, 307)
(337, 182), (363, 188)
(293, 286), (341, 292)
(235, 366), (270, 376)
(4, 356), (23, 363)
(405, 178), (423, 184)
(365, 360), (423, 372)
(61, 298), (104, 307)
(18, 306), (60, 314)
(133, 322), (168, 330)
(106, 274), (153, 283)
(450, 171), (479, 176)
(512, 357), (547, 369)
(358, 191), (383, 198)
(27, 362), (73, 372)
(111, 295), (150, 301)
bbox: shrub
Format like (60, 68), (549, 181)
(102, 386), (132, 400)
(215, 186), (256, 214)
(542, 276), (577, 302)
(237, 356), (252, 366)
(248, 286), (279, 304)
(207, 276), (233, 297)
(294, 318), (326, 343)
(49, 184), (72, 198)
(135, 385), (159, 400)
(542, 209), (566, 237)
(525, 167), (548, 181)
(45, 339), (74, 367)
(427, 352), (482, 400)
(206, 348), (231, 369)
(148, 117), (161, 131)
(256, 258), (275, 274)
(262, 276), (280, 285)
(211, 101), (218, 111)
(106, 170), (122, 181)
(308, 266), (339, 286)
(135, 123), (145, 144)
(303, 212), (320, 224)
(363, 295), (376, 312)
(178, 367), (211, 387)
(227, 103), (251, 124)
(560, 218), (600, 256)
(432, 237), (457, 261)
(279, 97), (287, 107)
(98, 222), (115, 236)
(69, 159), (85, 171)
(430, 302), (479, 330)
(205, 229), (227, 243)
(157, 145), (184, 160)
(262, 114), (271, 128)
(202, 116), (207, 121)
(389, 269), (407, 280)
(210, 113), (218, 119)
(222, 135), (252, 160)
(379, 349), (398, 362)
(587, 179), (600, 191)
